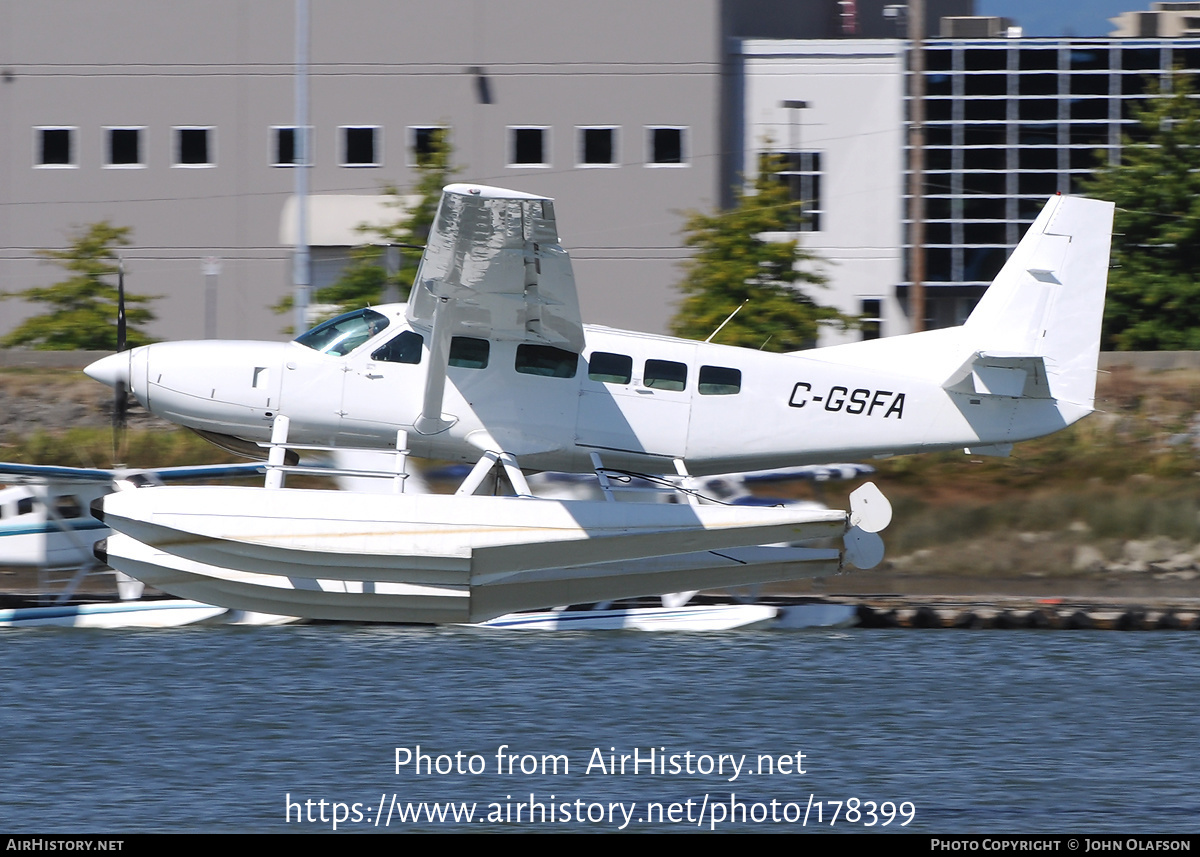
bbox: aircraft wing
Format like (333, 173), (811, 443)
(405, 184), (585, 352)
(149, 464), (266, 481)
(0, 463), (115, 483)
(0, 461), (264, 485)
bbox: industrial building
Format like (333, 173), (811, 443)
(2, 2), (1190, 346)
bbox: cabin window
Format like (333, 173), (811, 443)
(295, 308), (390, 356)
(644, 359), (687, 391)
(698, 365), (741, 395)
(588, 352), (632, 384)
(17, 497), (35, 516)
(53, 495), (84, 519)
(515, 344), (578, 378)
(372, 330), (423, 364)
(449, 337), (489, 369)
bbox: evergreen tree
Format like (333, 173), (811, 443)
(670, 151), (846, 352)
(1085, 74), (1200, 350)
(275, 129), (455, 326)
(1, 221), (155, 350)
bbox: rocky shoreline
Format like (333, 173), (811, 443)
(0, 358), (170, 437)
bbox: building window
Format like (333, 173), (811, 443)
(861, 299), (882, 341)
(274, 127), (295, 166)
(271, 126), (313, 167)
(646, 126), (686, 166)
(509, 127), (549, 167)
(578, 127), (618, 167)
(340, 126), (381, 167)
(774, 151), (823, 232)
(174, 127), (214, 167)
(35, 127), (76, 168)
(105, 127), (145, 168)
(409, 126), (449, 167)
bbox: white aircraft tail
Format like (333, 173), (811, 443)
(958, 194), (1114, 409)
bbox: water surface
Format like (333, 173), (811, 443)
(2, 626), (1196, 832)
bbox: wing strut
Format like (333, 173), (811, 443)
(44, 502), (104, 604)
(589, 452), (617, 503)
(455, 450), (533, 498)
(413, 296), (457, 435)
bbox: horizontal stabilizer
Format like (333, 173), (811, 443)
(943, 351), (1051, 399)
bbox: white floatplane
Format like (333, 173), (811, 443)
(83, 185), (1114, 624)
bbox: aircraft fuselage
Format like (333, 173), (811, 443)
(99, 304), (1084, 475)
(84, 191), (1112, 477)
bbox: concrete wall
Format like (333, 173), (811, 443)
(0, 1), (725, 342)
(739, 39), (908, 344)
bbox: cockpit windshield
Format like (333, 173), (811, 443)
(294, 308), (390, 356)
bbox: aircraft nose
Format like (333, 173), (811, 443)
(84, 352), (129, 390)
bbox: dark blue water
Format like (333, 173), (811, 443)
(2, 626), (1197, 832)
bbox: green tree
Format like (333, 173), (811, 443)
(275, 129), (456, 325)
(2, 221), (155, 350)
(1085, 74), (1200, 350)
(670, 152), (846, 352)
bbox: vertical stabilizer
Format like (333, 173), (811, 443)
(961, 195), (1114, 409)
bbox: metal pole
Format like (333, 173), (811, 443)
(292, 0), (311, 336)
(908, 0), (926, 333)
